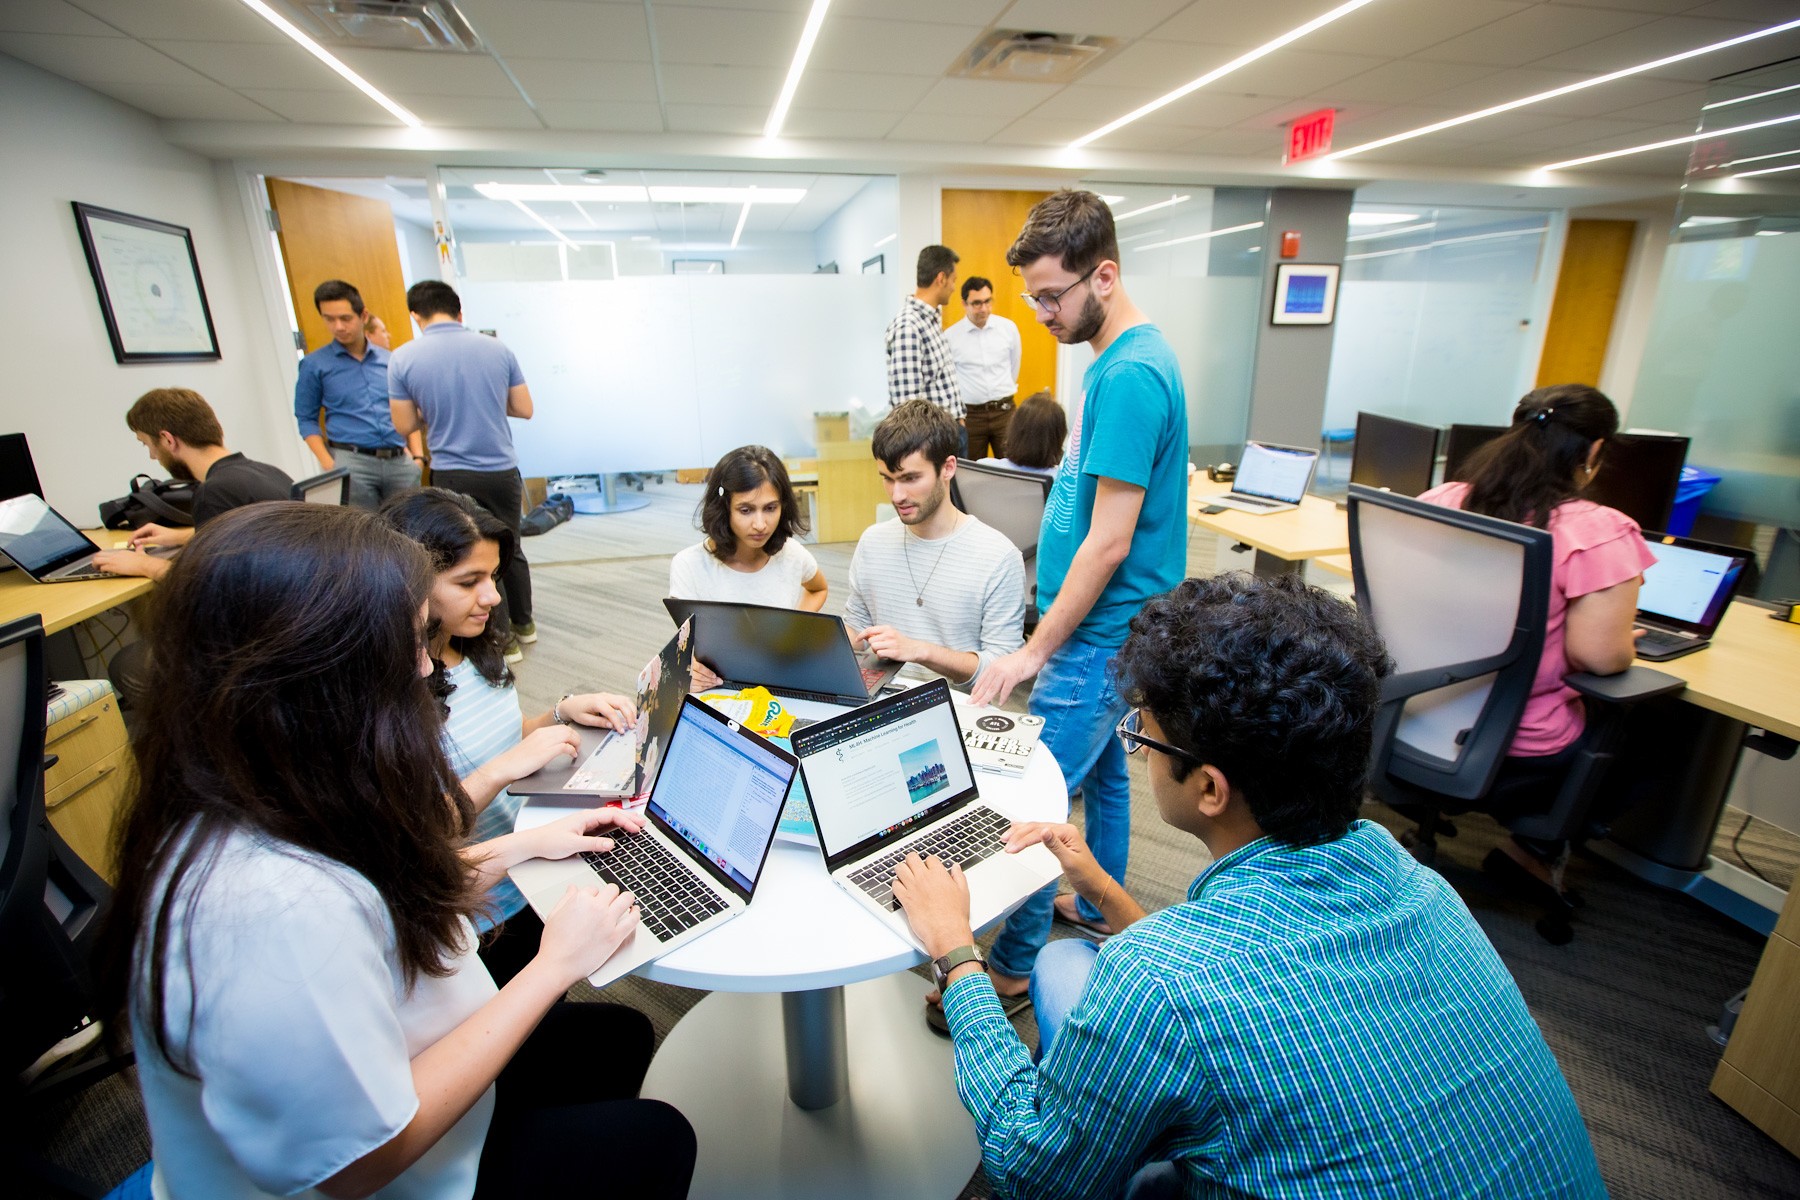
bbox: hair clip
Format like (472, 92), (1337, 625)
(1534, 407), (1555, 422)
(717, 486), (725, 495)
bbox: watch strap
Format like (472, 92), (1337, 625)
(933, 944), (986, 986)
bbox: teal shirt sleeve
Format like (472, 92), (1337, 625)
(1080, 361), (1176, 489)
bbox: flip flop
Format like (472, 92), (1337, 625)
(1052, 893), (1113, 939)
(925, 987), (1032, 1037)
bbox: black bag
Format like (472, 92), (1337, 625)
(98, 474), (198, 530)
(521, 492), (575, 537)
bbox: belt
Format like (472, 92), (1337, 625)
(328, 440), (408, 459)
(968, 396), (1015, 411)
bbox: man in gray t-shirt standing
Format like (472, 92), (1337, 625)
(846, 400), (1025, 693)
(388, 280), (536, 653)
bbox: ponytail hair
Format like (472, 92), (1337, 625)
(1459, 384), (1620, 528)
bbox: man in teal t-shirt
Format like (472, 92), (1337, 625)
(962, 190), (1188, 1023)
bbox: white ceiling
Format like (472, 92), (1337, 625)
(3, 0), (1799, 181)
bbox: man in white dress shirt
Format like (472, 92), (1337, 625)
(942, 276), (1023, 460)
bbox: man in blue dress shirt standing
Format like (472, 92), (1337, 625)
(294, 280), (424, 509)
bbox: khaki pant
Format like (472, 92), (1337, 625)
(964, 397), (1015, 459)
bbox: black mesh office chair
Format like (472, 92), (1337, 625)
(949, 461), (1052, 629)
(1347, 484), (1685, 943)
(290, 466), (351, 505)
(0, 616), (136, 1197)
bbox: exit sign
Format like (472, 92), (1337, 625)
(1285, 109), (1336, 164)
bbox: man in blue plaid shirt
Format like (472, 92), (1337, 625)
(885, 245), (966, 447)
(894, 573), (1607, 1200)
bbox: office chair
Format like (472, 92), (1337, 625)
(0, 616), (138, 1197)
(290, 466), (351, 505)
(949, 461), (1052, 630)
(1347, 485), (1685, 943)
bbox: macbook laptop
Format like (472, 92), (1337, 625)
(1208, 442), (1320, 515)
(791, 679), (1061, 950)
(1633, 534), (1749, 662)
(509, 694), (798, 987)
(0, 493), (172, 583)
(663, 598), (902, 707)
(511, 619), (695, 803)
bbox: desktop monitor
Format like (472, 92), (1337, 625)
(1349, 412), (1439, 497)
(0, 434), (43, 502)
(1588, 433), (1688, 533)
(1442, 424), (1505, 483)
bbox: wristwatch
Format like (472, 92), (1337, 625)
(931, 944), (987, 989)
(552, 693), (575, 725)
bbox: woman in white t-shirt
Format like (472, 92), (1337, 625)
(98, 504), (695, 1200)
(669, 445), (827, 611)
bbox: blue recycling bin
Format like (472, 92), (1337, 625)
(1666, 466), (1721, 537)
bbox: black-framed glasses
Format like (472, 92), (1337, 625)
(1116, 708), (1204, 764)
(1020, 265), (1097, 314)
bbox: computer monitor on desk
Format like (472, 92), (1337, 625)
(0, 434), (43, 502)
(1588, 432), (1688, 533)
(1442, 424), (1505, 483)
(1350, 412), (1438, 497)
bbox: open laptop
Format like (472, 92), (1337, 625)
(0, 493), (172, 583)
(791, 679), (1061, 950)
(511, 619), (695, 803)
(663, 598), (902, 707)
(509, 694), (798, 987)
(1633, 534), (1749, 662)
(1208, 442), (1319, 515)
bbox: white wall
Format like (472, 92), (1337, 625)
(811, 176), (897, 276)
(0, 53), (303, 521)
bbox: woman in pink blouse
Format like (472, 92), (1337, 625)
(1419, 384), (1654, 906)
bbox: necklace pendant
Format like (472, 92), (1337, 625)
(916, 597), (924, 606)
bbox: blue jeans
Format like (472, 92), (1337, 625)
(988, 637), (1131, 979)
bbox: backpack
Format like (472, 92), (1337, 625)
(98, 474), (198, 530)
(521, 492), (575, 537)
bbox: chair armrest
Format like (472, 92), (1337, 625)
(1562, 666), (1686, 705)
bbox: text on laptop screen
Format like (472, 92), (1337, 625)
(648, 704), (791, 892)
(1235, 443), (1316, 503)
(1639, 541), (1740, 627)
(0, 494), (92, 573)
(795, 687), (975, 855)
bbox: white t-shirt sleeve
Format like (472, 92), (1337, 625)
(785, 540), (820, 594)
(669, 543), (705, 599)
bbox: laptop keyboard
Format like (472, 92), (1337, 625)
(860, 665), (889, 690)
(59, 564), (107, 580)
(1638, 627), (1697, 650)
(1232, 495), (1278, 507)
(581, 828), (728, 943)
(847, 807), (1012, 911)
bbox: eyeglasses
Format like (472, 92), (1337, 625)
(1020, 266), (1097, 315)
(1115, 708), (1203, 764)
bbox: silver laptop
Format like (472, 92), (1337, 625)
(1210, 441), (1320, 514)
(791, 679), (1061, 950)
(509, 695), (798, 987)
(0, 493), (172, 582)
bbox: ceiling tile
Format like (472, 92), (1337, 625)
(910, 77), (1064, 120)
(660, 0), (817, 10)
(1534, 16), (1790, 79)
(1326, 104), (1472, 144)
(810, 18), (989, 77)
(986, 115), (1092, 147)
(0, 32), (216, 86)
(886, 111), (1014, 143)
(1145, 89), (1288, 128)
(0, 0), (123, 36)
(62, 0), (292, 43)
(145, 39), (346, 91)
(237, 87), (408, 125)
(390, 93), (544, 128)
(1315, 59), (1498, 106)
(1150, 1), (1367, 47)
(791, 69), (936, 113)
(503, 57), (659, 102)
(93, 80), (287, 121)
(654, 5), (806, 67)
(1541, 0), (1714, 14)
(1081, 38), (1252, 94)
(533, 99), (666, 131)
(1213, 48), (1391, 96)
(1293, 0), (1533, 59)
(1687, 0), (1800, 18)
(831, 0), (1011, 22)
(1416, 6), (1660, 67)
(457, 0), (651, 62)
(664, 102), (767, 133)
(1534, 117), (1696, 148)
(1021, 82), (1163, 124)
(997, 0), (1193, 40)
(659, 62), (783, 106)
(331, 48), (522, 98)
(1602, 89), (1709, 123)
(1529, 74), (1702, 118)
(1175, 128), (1280, 156)
(1057, 120), (1202, 151)
(779, 107), (902, 138)
(1419, 66), (1597, 111)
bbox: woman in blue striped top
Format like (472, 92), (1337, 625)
(383, 487), (638, 985)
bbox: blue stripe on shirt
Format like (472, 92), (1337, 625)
(441, 657), (528, 928)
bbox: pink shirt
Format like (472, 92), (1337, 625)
(1418, 483), (1656, 757)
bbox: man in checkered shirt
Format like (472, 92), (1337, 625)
(885, 245), (966, 447)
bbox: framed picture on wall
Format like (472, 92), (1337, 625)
(1271, 263), (1340, 325)
(71, 202), (221, 363)
(862, 254), (884, 275)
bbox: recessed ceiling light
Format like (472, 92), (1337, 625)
(1069, 0), (1380, 149)
(1348, 212), (1419, 225)
(1114, 194), (1190, 221)
(1540, 110), (1800, 172)
(473, 184), (806, 204)
(1132, 222), (1264, 251)
(765, 0), (833, 139)
(1327, 16), (1800, 162)
(235, 0), (421, 127)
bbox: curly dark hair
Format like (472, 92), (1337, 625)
(698, 445), (808, 561)
(1458, 384), (1620, 529)
(379, 487), (517, 690)
(1114, 572), (1391, 846)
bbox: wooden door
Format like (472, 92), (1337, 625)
(267, 178), (413, 354)
(940, 189), (1056, 402)
(1536, 219), (1636, 388)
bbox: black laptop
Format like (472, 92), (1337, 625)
(0, 493), (173, 583)
(662, 598), (902, 707)
(1633, 534), (1749, 661)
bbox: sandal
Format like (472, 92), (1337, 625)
(1053, 892), (1113, 939)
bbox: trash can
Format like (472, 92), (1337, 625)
(1666, 466), (1721, 537)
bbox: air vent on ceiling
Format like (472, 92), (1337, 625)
(950, 30), (1118, 84)
(285, 1), (483, 52)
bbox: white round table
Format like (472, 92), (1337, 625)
(516, 694), (1069, 1200)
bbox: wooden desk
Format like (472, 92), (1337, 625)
(1633, 601), (1800, 742)
(1187, 476), (1349, 578)
(1715, 876), (1800, 1156)
(0, 530), (152, 635)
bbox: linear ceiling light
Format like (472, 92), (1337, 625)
(474, 184), (806, 204)
(873, 232), (897, 247)
(1704, 80), (1800, 111)
(1737, 160), (1800, 179)
(765, 0), (833, 138)
(1327, 16), (1800, 161)
(507, 199), (577, 248)
(1348, 212), (1418, 225)
(1113, 194), (1191, 221)
(236, 0), (421, 127)
(1132, 221), (1264, 251)
(1069, 0), (1382, 149)
(730, 189), (755, 249)
(1540, 110), (1800, 171)
(1729, 147), (1800, 167)
(1346, 221), (1435, 241)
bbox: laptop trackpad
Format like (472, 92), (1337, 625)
(567, 732), (634, 791)
(969, 842), (1060, 923)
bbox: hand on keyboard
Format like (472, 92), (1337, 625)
(890, 851), (974, 959)
(536, 879), (640, 988)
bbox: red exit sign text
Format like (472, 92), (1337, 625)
(1285, 109), (1336, 164)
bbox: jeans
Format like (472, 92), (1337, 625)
(987, 637), (1132, 979)
(333, 447), (421, 510)
(429, 468), (534, 630)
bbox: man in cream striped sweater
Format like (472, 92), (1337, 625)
(846, 400), (1026, 691)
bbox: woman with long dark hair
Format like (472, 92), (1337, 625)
(380, 487), (638, 986)
(98, 503), (693, 1199)
(669, 444), (826, 611)
(1420, 384), (1654, 899)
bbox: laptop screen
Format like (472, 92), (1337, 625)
(1235, 442), (1317, 503)
(648, 699), (794, 895)
(791, 682), (978, 859)
(0, 494), (94, 574)
(1638, 539), (1742, 632)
